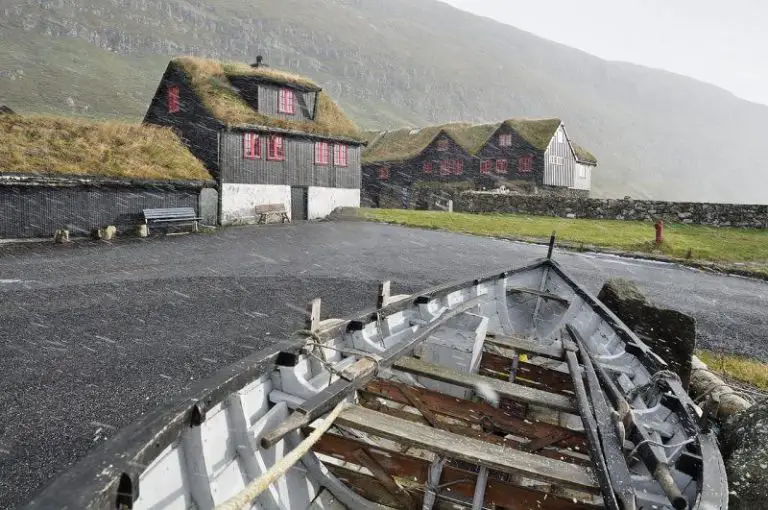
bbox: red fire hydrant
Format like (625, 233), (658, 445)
(654, 220), (664, 245)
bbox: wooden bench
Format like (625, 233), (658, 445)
(142, 207), (201, 233)
(255, 203), (290, 224)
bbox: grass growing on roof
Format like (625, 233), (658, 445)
(573, 144), (597, 164)
(173, 57), (361, 140)
(360, 208), (768, 265)
(0, 114), (211, 181)
(502, 118), (561, 151)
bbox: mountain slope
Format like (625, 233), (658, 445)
(1, 0), (765, 202)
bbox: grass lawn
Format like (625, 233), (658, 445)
(698, 350), (768, 391)
(361, 208), (768, 265)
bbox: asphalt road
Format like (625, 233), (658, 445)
(1, 221), (766, 508)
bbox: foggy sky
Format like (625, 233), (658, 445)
(440, 0), (767, 106)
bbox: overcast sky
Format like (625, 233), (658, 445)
(440, 0), (767, 106)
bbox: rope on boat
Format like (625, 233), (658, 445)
(214, 400), (349, 510)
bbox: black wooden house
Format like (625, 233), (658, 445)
(144, 57), (365, 224)
(362, 119), (597, 207)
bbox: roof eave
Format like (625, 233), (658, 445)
(227, 124), (366, 146)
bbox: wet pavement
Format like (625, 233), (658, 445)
(1, 221), (766, 507)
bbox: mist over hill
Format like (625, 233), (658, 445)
(1, 0), (765, 202)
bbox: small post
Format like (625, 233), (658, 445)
(377, 281), (391, 309)
(547, 231), (556, 259)
(306, 298), (321, 331)
(655, 220), (664, 246)
(447, 199), (453, 213)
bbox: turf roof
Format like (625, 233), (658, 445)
(573, 144), (598, 164)
(172, 57), (361, 141)
(362, 118), (563, 163)
(0, 114), (212, 181)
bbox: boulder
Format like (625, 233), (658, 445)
(104, 225), (117, 241)
(598, 278), (696, 389)
(53, 229), (70, 244)
(720, 402), (768, 509)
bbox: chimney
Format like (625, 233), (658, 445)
(251, 55), (264, 68)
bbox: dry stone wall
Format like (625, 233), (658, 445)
(455, 192), (768, 228)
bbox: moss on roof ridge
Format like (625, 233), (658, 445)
(573, 144), (597, 164)
(0, 114), (211, 181)
(502, 118), (562, 151)
(363, 118), (565, 163)
(173, 57), (361, 141)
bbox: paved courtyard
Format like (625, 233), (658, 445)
(1, 221), (766, 507)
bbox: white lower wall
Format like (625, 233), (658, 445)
(307, 187), (360, 220)
(221, 183), (291, 225)
(572, 163), (593, 191)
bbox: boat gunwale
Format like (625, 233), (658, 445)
(21, 260), (549, 509)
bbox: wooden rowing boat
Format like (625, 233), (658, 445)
(22, 246), (728, 510)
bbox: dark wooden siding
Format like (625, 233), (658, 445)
(143, 63), (223, 179)
(0, 184), (201, 239)
(543, 125), (576, 188)
(219, 131), (360, 189)
(475, 125), (544, 185)
(257, 84), (315, 121)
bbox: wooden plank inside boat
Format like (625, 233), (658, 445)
(363, 379), (588, 451)
(507, 286), (570, 305)
(485, 334), (565, 359)
(315, 433), (600, 510)
(393, 357), (576, 413)
(479, 351), (574, 394)
(335, 405), (600, 492)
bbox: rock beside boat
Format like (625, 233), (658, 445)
(720, 402), (768, 509)
(598, 278), (696, 388)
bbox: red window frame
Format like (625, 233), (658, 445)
(167, 85), (180, 114)
(499, 133), (512, 147)
(333, 144), (348, 167)
(518, 154), (534, 173)
(480, 160), (493, 174)
(495, 159), (509, 174)
(436, 139), (449, 151)
(378, 167), (390, 180)
(423, 161), (433, 174)
(314, 142), (330, 165)
(243, 133), (261, 159)
(267, 135), (285, 161)
(278, 88), (296, 115)
(453, 160), (464, 175)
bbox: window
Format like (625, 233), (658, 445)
(167, 85), (180, 114)
(439, 160), (462, 175)
(378, 167), (390, 180)
(423, 161), (433, 174)
(495, 159), (508, 174)
(267, 136), (285, 160)
(436, 138), (449, 151)
(518, 155), (533, 173)
(333, 144), (348, 167)
(579, 166), (588, 179)
(480, 160), (493, 174)
(278, 88), (296, 114)
(549, 155), (564, 165)
(314, 142), (330, 165)
(499, 133), (512, 147)
(557, 130), (565, 143)
(243, 133), (261, 159)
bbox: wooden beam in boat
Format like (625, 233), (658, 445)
(393, 357), (576, 413)
(480, 351), (573, 394)
(364, 379), (588, 451)
(358, 394), (592, 467)
(316, 433), (601, 510)
(485, 334), (565, 359)
(507, 286), (570, 306)
(336, 405), (599, 492)
(352, 448), (416, 509)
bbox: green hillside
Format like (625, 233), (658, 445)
(1, 0), (766, 202)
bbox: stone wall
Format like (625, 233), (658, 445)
(455, 192), (768, 228)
